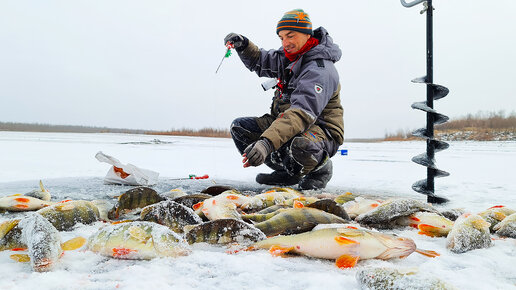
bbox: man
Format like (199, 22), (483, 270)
(225, 9), (344, 190)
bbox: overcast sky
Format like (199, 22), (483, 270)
(1, 1), (515, 138)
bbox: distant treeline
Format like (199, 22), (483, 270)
(0, 122), (147, 134)
(384, 111), (516, 141)
(436, 111), (516, 130)
(148, 128), (230, 138)
(0, 121), (230, 138)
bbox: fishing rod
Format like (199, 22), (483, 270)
(169, 174), (209, 181)
(401, 0), (450, 204)
(215, 42), (234, 73)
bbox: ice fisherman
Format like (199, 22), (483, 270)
(226, 9), (344, 190)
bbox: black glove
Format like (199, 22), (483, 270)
(224, 33), (249, 52)
(243, 138), (273, 167)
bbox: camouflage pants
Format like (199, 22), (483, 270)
(230, 114), (339, 176)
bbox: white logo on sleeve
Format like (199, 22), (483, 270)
(314, 84), (323, 94)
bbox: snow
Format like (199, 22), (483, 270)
(0, 131), (516, 289)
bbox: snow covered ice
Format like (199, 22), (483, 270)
(0, 132), (515, 289)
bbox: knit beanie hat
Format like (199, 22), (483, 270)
(276, 9), (313, 35)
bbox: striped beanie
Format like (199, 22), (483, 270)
(276, 9), (312, 35)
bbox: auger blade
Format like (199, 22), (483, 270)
(431, 84), (449, 100)
(431, 140), (449, 152)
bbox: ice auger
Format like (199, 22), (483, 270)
(401, 0), (449, 204)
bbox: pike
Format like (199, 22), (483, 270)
(251, 227), (438, 268)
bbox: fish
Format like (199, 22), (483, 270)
(160, 188), (187, 200)
(200, 185), (237, 196)
(108, 186), (164, 219)
(172, 193), (212, 209)
(334, 192), (359, 204)
(282, 196), (320, 207)
(493, 212), (516, 238)
(395, 212), (454, 237)
(255, 204), (291, 214)
(140, 200), (202, 233)
(184, 218), (266, 245)
(356, 267), (457, 290)
(0, 219), (25, 251)
(306, 199), (350, 220)
(252, 208), (348, 236)
(0, 195), (55, 211)
(251, 227), (423, 268)
(37, 200), (100, 231)
(24, 180), (52, 202)
(241, 188), (301, 211)
(14, 213), (85, 272)
(439, 208), (466, 222)
(91, 199), (115, 221)
(87, 221), (191, 260)
(478, 205), (516, 231)
(355, 198), (439, 227)
(193, 191), (250, 221)
(343, 197), (382, 219)
(446, 213), (492, 253)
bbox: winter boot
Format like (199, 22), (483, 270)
(298, 159), (333, 190)
(256, 170), (302, 186)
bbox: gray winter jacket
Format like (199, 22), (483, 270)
(237, 27), (344, 150)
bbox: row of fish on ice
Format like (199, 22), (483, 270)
(1, 181), (515, 288)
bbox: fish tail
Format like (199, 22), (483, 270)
(415, 248), (440, 258)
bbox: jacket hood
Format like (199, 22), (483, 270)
(305, 27), (341, 63)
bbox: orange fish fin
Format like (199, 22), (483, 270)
(14, 197), (30, 203)
(110, 220), (132, 225)
(371, 203), (379, 208)
(488, 205), (505, 209)
(112, 247), (137, 258)
(269, 245), (294, 257)
(410, 216), (421, 222)
(293, 200), (304, 208)
(417, 224), (441, 237)
(61, 237), (86, 251)
(335, 254), (359, 268)
(334, 236), (359, 245)
(14, 204), (29, 209)
(415, 248), (440, 258)
(11, 248), (27, 252)
(192, 202), (203, 210)
(10, 254), (30, 263)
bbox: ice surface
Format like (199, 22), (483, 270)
(1, 132), (516, 289)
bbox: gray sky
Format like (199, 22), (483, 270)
(1, 1), (515, 139)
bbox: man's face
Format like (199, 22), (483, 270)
(278, 30), (310, 54)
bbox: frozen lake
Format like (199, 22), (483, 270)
(0, 132), (515, 289)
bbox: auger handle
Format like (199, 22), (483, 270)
(400, 0), (426, 8)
